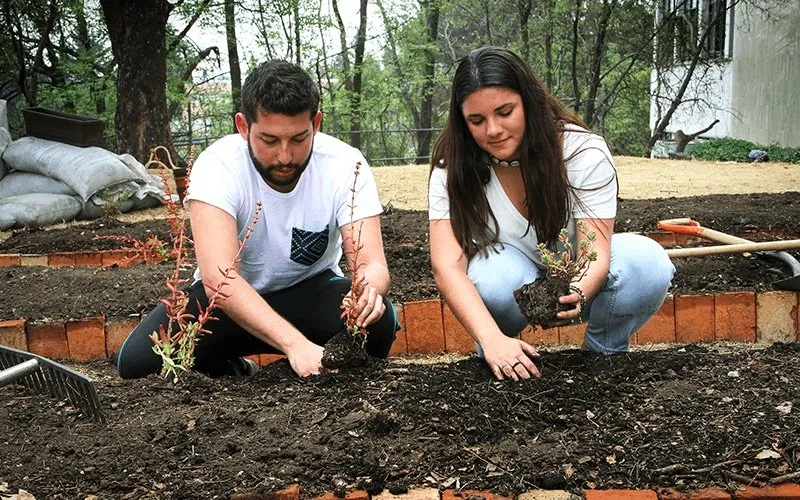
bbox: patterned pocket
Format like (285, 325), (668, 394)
(290, 225), (330, 266)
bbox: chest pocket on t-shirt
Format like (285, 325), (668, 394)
(290, 225), (330, 266)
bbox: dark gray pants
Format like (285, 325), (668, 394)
(116, 270), (399, 378)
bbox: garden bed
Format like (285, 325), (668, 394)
(1, 192), (799, 499)
(1, 343), (799, 498)
(0, 192), (799, 323)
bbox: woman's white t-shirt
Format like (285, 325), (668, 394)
(428, 127), (617, 266)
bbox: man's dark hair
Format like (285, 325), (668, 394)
(240, 60), (320, 124)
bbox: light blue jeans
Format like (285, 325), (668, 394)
(467, 233), (676, 354)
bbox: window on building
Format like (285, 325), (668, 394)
(656, 0), (730, 64)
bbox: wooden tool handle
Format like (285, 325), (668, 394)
(667, 240), (800, 258)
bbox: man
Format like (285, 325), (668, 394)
(117, 60), (398, 379)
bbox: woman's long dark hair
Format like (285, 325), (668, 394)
(431, 46), (588, 257)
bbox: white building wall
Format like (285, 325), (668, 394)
(729, 3), (800, 147)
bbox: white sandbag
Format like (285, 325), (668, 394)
(2, 137), (141, 202)
(0, 171), (76, 198)
(0, 126), (11, 181)
(0, 100), (7, 131)
(0, 193), (82, 230)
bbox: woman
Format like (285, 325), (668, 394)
(429, 46), (675, 381)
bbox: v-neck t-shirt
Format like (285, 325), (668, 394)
(428, 127), (617, 266)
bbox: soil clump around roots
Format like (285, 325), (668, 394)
(1, 192), (799, 497)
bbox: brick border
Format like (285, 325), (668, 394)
(1, 290), (798, 365)
(230, 483), (800, 499)
(3, 230), (796, 269)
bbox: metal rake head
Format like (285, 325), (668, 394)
(0, 345), (106, 423)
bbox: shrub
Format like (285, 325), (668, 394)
(688, 138), (800, 163)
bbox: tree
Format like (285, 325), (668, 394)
(100, 0), (176, 162)
(225, 0), (242, 132)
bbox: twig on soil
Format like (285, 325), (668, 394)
(725, 470), (765, 488)
(767, 470), (800, 485)
(461, 447), (536, 489)
(653, 459), (739, 476)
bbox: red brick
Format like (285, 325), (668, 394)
(259, 353), (286, 366)
(520, 324), (559, 346)
(20, 254), (48, 266)
(27, 322), (69, 358)
(74, 252), (104, 266)
(714, 291), (756, 342)
(374, 488), (441, 500)
(733, 483), (800, 499)
(388, 304), (408, 357)
(101, 250), (141, 267)
(558, 322), (585, 346)
(66, 316), (106, 360)
(403, 299), (445, 354)
(756, 291), (798, 344)
(675, 294), (715, 343)
(656, 486), (731, 499)
(0, 254), (22, 266)
(637, 296), (676, 344)
(648, 232), (677, 248)
(0, 318), (27, 350)
(443, 303), (475, 354)
(585, 490), (658, 500)
(442, 490), (511, 500)
(674, 234), (704, 246)
(271, 484), (300, 500)
(105, 317), (139, 357)
(48, 252), (77, 267)
(231, 484), (300, 500)
(314, 491), (369, 500)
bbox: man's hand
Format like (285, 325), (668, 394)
(343, 284), (386, 328)
(482, 336), (541, 381)
(285, 340), (324, 377)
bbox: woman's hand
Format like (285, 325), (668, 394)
(482, 336), (542, 381)
(555, 287), (584, 324)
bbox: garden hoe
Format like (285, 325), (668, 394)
(0, 345), (106, 422)
(657, 217), (800, 291)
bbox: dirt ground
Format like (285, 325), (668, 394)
(371, 157), (800, 210)
(1, 159), (799, 499)
(1, 343), (799, 498)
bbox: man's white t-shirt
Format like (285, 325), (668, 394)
(185, 132), (383, 293)
(428, 126), (617, 266)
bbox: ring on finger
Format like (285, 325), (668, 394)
(511, 361), (523, 368)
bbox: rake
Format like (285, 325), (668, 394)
(0, 345), (106, 423)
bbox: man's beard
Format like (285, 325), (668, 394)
(248, 140), (313, 191)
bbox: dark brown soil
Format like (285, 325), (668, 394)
(1, 192), (800, 499)
(0, 192), (798, 323)
(2, 343), (799, 498)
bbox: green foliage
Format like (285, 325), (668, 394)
(688, 138), (800, 163)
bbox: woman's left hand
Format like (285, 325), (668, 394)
(554, 288), (583, 324)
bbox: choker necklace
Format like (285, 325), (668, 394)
(490, 156), (520, 168)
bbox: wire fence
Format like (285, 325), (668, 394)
(172, 127), (443, 167)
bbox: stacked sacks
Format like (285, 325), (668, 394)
(0, 122), (166, 230)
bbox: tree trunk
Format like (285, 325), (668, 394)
(517, 0), (532, 62)
(583, 0), (615, 127)
(570, 0), (582, 112)
(225, 0), (242, 133)
(100, 0), (176, 163)
(350, 0), (368, 150)
(415, 0), (440, 164)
